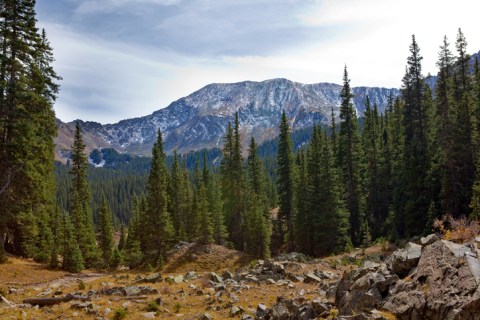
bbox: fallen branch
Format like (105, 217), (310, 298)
(0, 294), (14, 306)
(23, 294), (90, 307)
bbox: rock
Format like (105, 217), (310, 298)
(271, 300), (289, 320)
(185, 271), (198, 280)
(70, 302), (93, 310)
(142, 312), (156, 319)
(143, 273), (162, 283)
(230, 306), (243, 316)
(420, 234), (438, 247)
(174, 275), (184, 284)
(208, 272), (223, 283)
(199, 313), (213, 320)
(304, 272), (322, 283)
(100, 286), (159, 296)
(222, 270), (234, 280)
(255, 303), (269, 319)
(266, 278), (277, 285)
(311, 298), (330, 314)
(382, 239), (479, 319)
(241, 314), (254, 320)
(38, 288), (53, 296)
(335, 263), (398, 315)
(386, 242), (422, 277)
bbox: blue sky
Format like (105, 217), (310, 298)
(36, 0), (480, 124)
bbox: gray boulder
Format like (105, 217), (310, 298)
(386, 242), (422, 277)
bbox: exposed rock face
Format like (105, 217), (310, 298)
(335, 237), (480, 320)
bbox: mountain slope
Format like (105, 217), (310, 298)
(56, 78), (399, 159)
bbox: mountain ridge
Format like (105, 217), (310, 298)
(55, 78), (400, 160)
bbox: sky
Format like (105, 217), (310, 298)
(36, 0), (480, 124)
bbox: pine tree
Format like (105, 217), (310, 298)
(169, 150), (186, 241)
(62, 213), (84, 273)
(245, 137), (270, 258)
(0, 0), (59, 260)
(276, 111), (296, 251)
(400, 35), (430, 236)
(70, 122), (100, 267)
(97, 197), (115, 268)
(338, 66), (363, 245)
(118, 224), (127, 252)
(198, 154), (214, 244)
(143, 130), (174, 264)
(449, 29), (474, 217)
(220, 113), (245, 250)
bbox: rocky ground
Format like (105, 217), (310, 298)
(1, 236), (479, 320)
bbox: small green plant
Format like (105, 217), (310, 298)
(146, 301), (159, 312)
(146, 263), (153, 272)
(173, 302), (182, 313)
(78, 280), (86, 290)
(113, 308), (128, 320)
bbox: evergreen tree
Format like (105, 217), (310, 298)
(97, 197), (115, 268)
(338, 66), (363, 245)
(0, 0), (59, 259)
(198, 155), (214, 244)
(276, 111), (296, 251)
(400, 35), (430, 236)
(220, 113), (245, 250)
(70, 122), (99, 267)
(245, 137), (270, 258)
(61, 213), (84, 273)
(449, 29), (474, 217)
(118, 224), (127, 251)
(317, 131), (351, 254)
(143, 130), (174, 264)
(169, 150), (186, 241)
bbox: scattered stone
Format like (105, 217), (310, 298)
(38, 288), (53, 296)
(222, 270), (234, 280)
(199, 313), (213, 320)
(304, 272), (322, 283)
(241, 314), (254, 320)
(70, 302), (93, 310)
(420, 234), (438, 247)
(230, 305), (243, 316)
(173, 275), (184, 284)
(143, 273), (162, 283)
(142, 312), (156, 319)
(185, 271), (198, 280)
(208, 272), (223, 283)
(100, 286), (159, 296)
(255, 303), (268, 319)
(266, 278), (277, 285)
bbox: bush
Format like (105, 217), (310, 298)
(113, 308), (128, 320)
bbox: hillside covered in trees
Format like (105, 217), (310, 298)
(1, 1), (480, 275)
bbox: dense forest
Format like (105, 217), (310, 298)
(1, 1), (480, 272)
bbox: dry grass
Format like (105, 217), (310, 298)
(0, 242), (397, 319)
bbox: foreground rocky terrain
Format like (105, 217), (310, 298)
(1, 236), (479, 319)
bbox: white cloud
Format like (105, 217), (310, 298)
(75, 0), (182, 14)
(39, 0), (480, 123)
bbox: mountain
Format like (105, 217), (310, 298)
(55, 78), (399, 160)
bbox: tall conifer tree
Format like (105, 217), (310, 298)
(338, 66), (363, 245)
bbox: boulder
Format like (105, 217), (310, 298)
(382, 239), (480, 319)
(386, 242), (422, 277)
(208, 272), (223, 284)
(420, 234), (438, 247)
